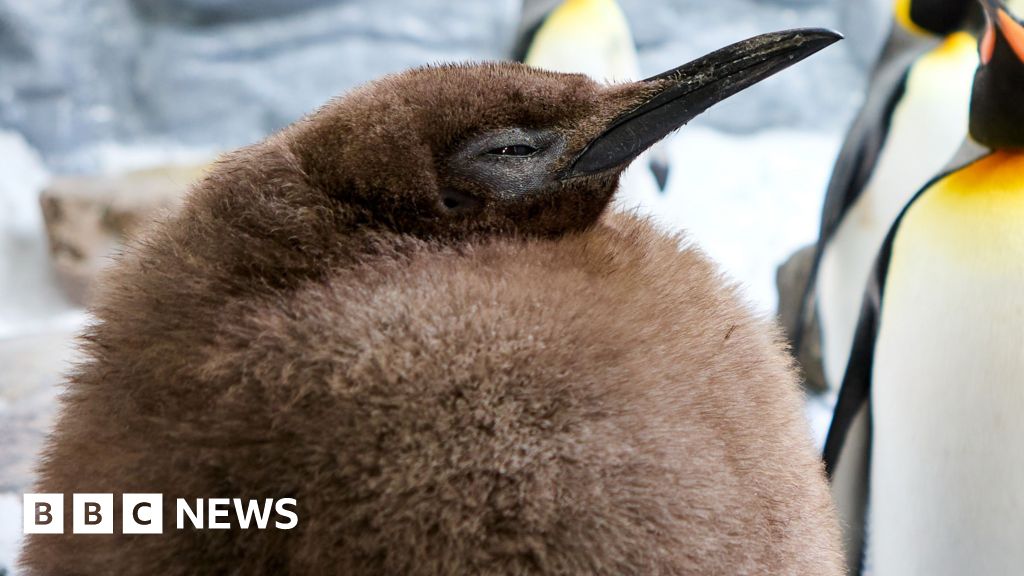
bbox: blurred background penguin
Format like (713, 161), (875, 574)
(792, 0), (982, 395)
(824, 0), (1024, 573)
(514, 0), (671, 212)
(794, 2), (984, 560)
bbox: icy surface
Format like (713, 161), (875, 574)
(0, 494), (21, 575)
(619, 127), (841, 312)
(0, 132), (74, 575)
(0, 131), (84, 341)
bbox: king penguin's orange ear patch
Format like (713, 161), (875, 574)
(982, 22), (997, 64)
(998, 9), (1024, 62)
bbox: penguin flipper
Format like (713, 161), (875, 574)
(821, 269), (882, 576)
(822, 291), (880, 478)
(822, 183), (908, 475)
(822, 196), (911, 574)
(790, 60), (912, 354)
(829, 400), (871, 576)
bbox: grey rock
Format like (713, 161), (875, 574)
(133, 1), (518, 150)
(0, 0), (519, 172)
(0, 0), (878, 173)
(0, 0), (143, 165)
(0, 4), (33, 62)
(131, 0), (341, 25)
(776, 244), (827, 393)
(39, 164), (205, 305)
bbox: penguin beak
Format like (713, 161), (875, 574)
(561, 28), (842, 180)
(980, 0), (1024, 65)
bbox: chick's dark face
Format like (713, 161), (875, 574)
(291, 63), (636, 239)
(287, 29), (841, 241)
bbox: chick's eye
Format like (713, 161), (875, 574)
(488, 144), (538, 157)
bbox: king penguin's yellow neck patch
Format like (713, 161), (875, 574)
(934, 31), (978, 59)
(545, 0), (623, 31)
(894, 0), (929, 36)
(897, 151), (1024, 269)
(943, 151), (1024, 194)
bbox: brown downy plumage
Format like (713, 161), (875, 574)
(22, 29), (844, 576)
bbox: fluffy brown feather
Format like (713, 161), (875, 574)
(21, 62), (841, 575)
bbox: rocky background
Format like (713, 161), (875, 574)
(0, 0), (889, 173)
(0, 0), (891, 571)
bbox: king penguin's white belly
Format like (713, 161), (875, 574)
(818, 33), (978, 390)
(869, 152), (1024, 575)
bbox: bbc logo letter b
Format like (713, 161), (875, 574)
(73, 494), (114, 534)
(24, 494), (64, 534)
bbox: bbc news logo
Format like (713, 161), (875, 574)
(23, 494), (298, 534)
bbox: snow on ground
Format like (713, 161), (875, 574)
(0, 132), (84, 342)
(620, 126), (841, 313)
(806, 389), (839, 449)
(0, 494), (21, 574)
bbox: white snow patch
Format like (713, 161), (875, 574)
(806, 390), (839, 449)
(0, 132), (87, 340)
(0, 138), (219, 340)
(616, 126), (842, 313)
(0, 493), (21, 575)
(0, 132), (49, 240)
(64, 140), (220, 176)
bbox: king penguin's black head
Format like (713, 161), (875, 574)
(899, 0), (977, 35)
(287, 29), (840, 241)
(971, 0), (1024, 149)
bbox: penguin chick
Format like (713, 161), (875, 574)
(21, 31), (842, 576)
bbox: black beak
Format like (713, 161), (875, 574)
(562, 28), (842, 180)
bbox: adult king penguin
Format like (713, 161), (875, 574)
(515, 0), (672, 208)
(824, 2), (1024, 573)
(795, 0), (980, 391)
(21, 30), (843, 575)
